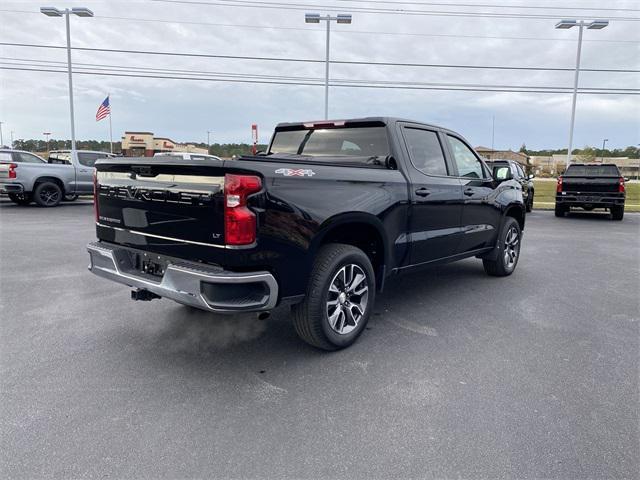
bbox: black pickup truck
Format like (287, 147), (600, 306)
(87, 118), (526, 350)
(555, 163), (626, 220)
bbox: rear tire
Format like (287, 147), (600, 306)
(33, 181), (62, 207)
(611, 205), (624, 221)
(483, 217), (521, 277)
(292, 243), (375, 351)
(554, 204), (567, 217)
(8, 193), (32, 205)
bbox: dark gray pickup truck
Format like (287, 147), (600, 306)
(555, 163), (626, 220)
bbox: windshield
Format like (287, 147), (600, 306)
(269, 127), (390, 165)
(565, 165), (620, 176)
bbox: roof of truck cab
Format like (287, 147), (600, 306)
(274, 117), (451, 132)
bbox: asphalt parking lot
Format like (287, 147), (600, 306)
(1, 199), (638, 479)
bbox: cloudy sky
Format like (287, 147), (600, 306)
(1, 0), (639, 149)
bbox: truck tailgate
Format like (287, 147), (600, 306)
(95, 159), (228, 248)
(561, 176), (620, 193)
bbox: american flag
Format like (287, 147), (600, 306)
(96, 96), (110, 121)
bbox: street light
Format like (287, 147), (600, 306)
(0, 121), (4, 147)
(43, 132), (52, 153)
(40, 6), (94, 154)
(305, 12), (352, 119)
(207, 130), (212, 152)
(600, 138), (608, 162)
(10, 131), (15, 149)
(555, 18), (609, 166)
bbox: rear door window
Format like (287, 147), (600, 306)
(0, 152), (13, 162)
(446, 135), (485, 179)
(78, 152), (101, 167)
(402, 128), (448, 176)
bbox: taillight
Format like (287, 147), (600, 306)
(93, 170), (99, 222)
(556, 176), (563, 193)
(224, 174), (262, 245)
(8, 163), (17, 179)
(619, 177), (625, 193)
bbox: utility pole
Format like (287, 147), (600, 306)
(0, 121), (4, 147)
(207, 130), (212, 153)
(10, 131), (15, 149)
(491, 115), (495, 152)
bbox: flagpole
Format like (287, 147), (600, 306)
(108, 93), (113, 154)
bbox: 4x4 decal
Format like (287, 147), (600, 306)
(275, 168), (316, 177)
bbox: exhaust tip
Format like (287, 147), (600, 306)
(257, 312), (271, 321)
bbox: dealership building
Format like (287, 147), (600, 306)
(121, 132), (208, 157)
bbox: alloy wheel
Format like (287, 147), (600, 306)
(326, 264), (369, 335)
(503, 225), (520, 269)
(40, 186), (60, 206)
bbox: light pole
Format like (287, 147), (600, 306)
(600, 138), (608, 162)
(555, 19), (609, 166)
(10, 131), (15, 149)
(305, 13), (352, 120)
(43, 132), (52, 153)
(40, 6), (94, 155)
(0, 121), (4, 147)
(207, 130), (212, 152)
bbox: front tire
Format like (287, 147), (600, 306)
(33, 181), (62, 207)
(292, 243), (375, 350)
(8, 193), (32, 205)
(526, 192), (533, 212)
(611, 205), (624, 221)
(483, 217), (522, 277)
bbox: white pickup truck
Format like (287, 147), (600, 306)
(0, 149), (114, 207)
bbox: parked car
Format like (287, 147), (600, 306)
(153, 152), (222, 161)
(0, 149), (114, 207)
(0, 149), (47, 205)
(87, 117), (526, 350)
(485, 159), (535, 212)
(555, 163), (626, 220)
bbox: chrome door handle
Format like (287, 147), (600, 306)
(415, 188), (431, 197)
(463, 188), (475, 196)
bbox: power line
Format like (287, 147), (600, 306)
(149, 0), (640, 21)
(2, 43), (638, 73)
(326, 0), (640, 13)
(1, 9), (637, 44)
(2, 64), (638, 95)
(4, 56), (637, 92)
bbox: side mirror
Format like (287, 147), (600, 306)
(624, 177), (630, 182)
(528, 174), (535, 180)
(493, 166), (512, 181)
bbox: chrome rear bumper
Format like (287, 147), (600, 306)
(87, 242), (278, 313)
